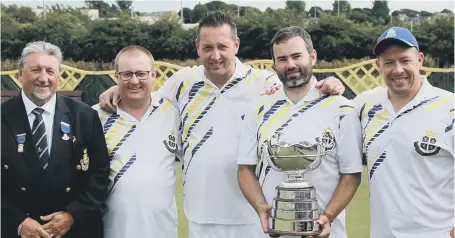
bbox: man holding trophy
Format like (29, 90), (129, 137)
(237, 26), (363, 238)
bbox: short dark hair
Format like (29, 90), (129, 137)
(196, 11), (237, 40)
(270, 26), (314, 62)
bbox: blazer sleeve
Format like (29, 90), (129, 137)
(65, 109), (110, 226)
(1, 195), (27, 236)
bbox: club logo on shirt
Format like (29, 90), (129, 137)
(164, 130), (178, 154)
(414, 130), (441, 156)
(320, 128), (337, 151)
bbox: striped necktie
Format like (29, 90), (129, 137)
(31, 108), (49, 169)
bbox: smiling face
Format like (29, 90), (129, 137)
(116, 50), (155, 105)
(18, 52), (60, 106)
(196, 24), (239, 81)
(272, 36), (317, 88)
(376, 45), (424, 97)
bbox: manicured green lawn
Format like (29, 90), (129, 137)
(175, 163), (370, 238)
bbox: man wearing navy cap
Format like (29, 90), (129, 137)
(354, 26), (454, 238)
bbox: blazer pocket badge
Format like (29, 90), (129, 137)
(80, 148), (89, 171)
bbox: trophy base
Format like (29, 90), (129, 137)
(269, 183), (320, 236)
(269, 219), (320, 236)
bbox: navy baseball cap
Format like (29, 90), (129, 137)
(373, 27), (419, 56)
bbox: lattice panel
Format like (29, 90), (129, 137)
(59, 65), (87, 91)
(152, 62), (182, 92)
(1, 60), (453, 96)
(245, 60), (275, 72)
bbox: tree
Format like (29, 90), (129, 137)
(84, 0), (119, 17)
(205, 1), (229, 11)
(1, 4), (37, 23)
(372, 1), (390, 23)
(309, 6), (323, 18)
(178, 7), (192, 23)
(332, 0), (351, 15)
(400, 8), (419, 18)
(116, 1), (133, 12)
(191, 4), (209, 23)
(420, 11), (432, 17)
(441, 9), (454, 15)
(285, 0), (305, 12)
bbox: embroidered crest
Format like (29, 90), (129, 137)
(80, 148), (89, 171)
(163, 130), (178, 153)
(414, 130), (440, 156)
(320, 128), (337, 151)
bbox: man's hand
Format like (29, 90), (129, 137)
(19, 218), (52, 238)
(451, 227), (454, 238)
(41, 212), (74, 238)
(307, 214), (331, 238)
(265, 83), (281, 95)
(99, 85), (120, 113)
(316, 76), (345, 95)
(255, 203), (273, 233)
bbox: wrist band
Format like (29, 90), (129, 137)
(17, 222), (23, 236)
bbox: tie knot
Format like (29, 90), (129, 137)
(32, 108), (45, 116)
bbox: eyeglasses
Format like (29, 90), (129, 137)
(118, 71), (152, 81)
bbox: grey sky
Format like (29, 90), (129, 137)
(3, 0), (454, 13)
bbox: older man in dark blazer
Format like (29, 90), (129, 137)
(1, 41), (110, 238)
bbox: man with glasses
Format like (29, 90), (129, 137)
(93, 45), (182, 238)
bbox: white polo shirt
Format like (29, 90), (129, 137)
(93, 93), (182, 238)
(159, 58), (280, 224)
(237, 78), (363, 238)
(354, 76), (455, 238)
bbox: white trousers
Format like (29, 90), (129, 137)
(189, 220), (266, 238)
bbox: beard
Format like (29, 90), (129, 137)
(277, 65), (313, 88)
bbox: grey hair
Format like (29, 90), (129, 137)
(270, 26), (314, 62)
(18, 41), (63, 69)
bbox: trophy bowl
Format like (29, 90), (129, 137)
(263, 131), (336, 236)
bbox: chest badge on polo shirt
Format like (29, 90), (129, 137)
(414, 130), (441, 156)
(80, 148), (89, 171)
(163, 130), (178, 154)
(318, 128), (337, 151)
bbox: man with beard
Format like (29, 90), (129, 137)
(237, 26), (363, 238)
(354, 27), (454, 238)
(98, 12), (345, 238)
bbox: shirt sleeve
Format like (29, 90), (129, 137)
(237, 101), (261, 165)
(258, 71), (282, 95)
(335, 101), (363, 174)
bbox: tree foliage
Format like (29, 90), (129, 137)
(285, 0), (306, 12)
(1, 1), (453, 66)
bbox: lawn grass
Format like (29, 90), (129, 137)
(175, 163), (370, 238)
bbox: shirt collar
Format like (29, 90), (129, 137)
(276, 76), (321, 106)
(21, 90), (57, 116)
(116, 93), (162, 122)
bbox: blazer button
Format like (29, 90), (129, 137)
(3, 165), (8, 169)
(76, 165), (81, 170)
(21, 187), (26, 192)
(66, 187), (71, 193)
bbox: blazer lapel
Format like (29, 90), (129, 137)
(3, 94), (42, 169)
(47, 95), (72, 172)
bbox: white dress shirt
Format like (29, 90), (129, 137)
(21, 90), (56, 154)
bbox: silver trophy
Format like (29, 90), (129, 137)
(263, 129), (336, 237)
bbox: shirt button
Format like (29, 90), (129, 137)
(66, 187), (71, 193)
(21, 187), (26, 192)
(76, 165), (81, 170)
(3, 165), (8, 169)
